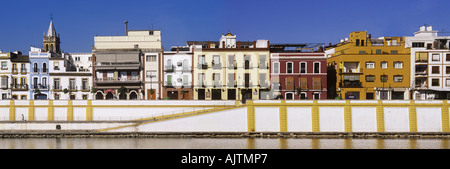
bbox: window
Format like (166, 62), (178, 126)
(149, 31), (154, 35)
(447, 66), (450, 74)
(376, 49), (382, 54)
(300, 93), (307, 100)
(381, 62), (388, 69)
(300, 62), (306, 73)
(366, 75), (375, 82)
(42, 77), (47, 87)
(391, 50), (398, 54)
(446, 78), (450, 87)
(432, 66), (440, 74)
(228, 55), (235, 68)
(1, 62), (6, 70)
(412, 42), (425, 47)
(183, 59), (189, 70)
(381, 75), (388, 82)
(42, 63), (47, 73)
(393, 75), (403, 82)
(416, 52), (428, 62)
(366, 93), (374, 100)
(183, 75), (189, 86)
(313, 62), (320, 74)
(359, 51), (366, 54)
(285, 77), (294, 90)
(69, 79), (76, 90)
(299, 77), (308, 89)
(366, 62), (375, 69)
(356, 39), (360, 46)
(1, 76), (7, 88)
(273, 62), (280, 74)
(33, 77), (38, 89)
(432, 54), (440, 61)
(54, 78), (60, 90)
(432, 79), (440, 86)
(313, 93), (320, 100)
(285, 93), (294, 100)
(394, 62), (403, 69)
(287, 62), (293, 74)
(312, 77), (321, 90)
(82, 79), (88, 90)
(146, 55), (156, 62)
(54, 62), (59, 70)
(34, 63), (38, 72)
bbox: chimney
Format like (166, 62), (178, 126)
(329, 43), (332, 46)
(368, 34), (372, 39)
(124, 21), (128, 36)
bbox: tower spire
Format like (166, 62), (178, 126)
(46, 19), (57, 37)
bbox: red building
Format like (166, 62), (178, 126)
(270, 44), (327, 100)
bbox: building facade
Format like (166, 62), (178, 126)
(326, 31), (411, 100)
(10, 52), (30, 100)
(93, 27), (162, 100)
(0, 52), (12, 100)
(270, 44), (327, 100)
(190, 32), (270, 101)
(49, 53), (92, 100)
(162, 46), (193, 100)
(406, 25), (450, 100)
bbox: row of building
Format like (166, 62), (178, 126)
(1, 19), (449, 101)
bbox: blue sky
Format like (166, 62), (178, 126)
(1, 0), (449, 53)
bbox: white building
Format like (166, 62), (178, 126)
(162, 46), (193, 100)
(406, 25), (450, 100)
(49, 53), (92, 100)
(0, 52), (12, 100)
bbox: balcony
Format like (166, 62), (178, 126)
(80, 85), (90, 91)
(258, 81), (269, 88)
(227, 80), (237, 87)
(32, 84), (49, 90)
(197, 63), (208, 70)
(182, 67), (191, 72)
(95, 77), (140, 84)
(212, 62), (222, 69)
(271, 83), (281, 91)
(213, 80), (222, 87)
(258, 62), (269, 69)
(164, 81), (173, 88)
(31, 68), (39, 74)
(52, 85), (62, 91)
(339, 81), (362, 88)
(11, 84), (28, 91)
(165, 65), (175, 72)
(20, 68), (27, 74)
(228, 62), (237, 70)
(196, 80), (205, 88)
(11, 68), (18, 74)
(95, 63), (141, 70)
(415, 83), (428, 89)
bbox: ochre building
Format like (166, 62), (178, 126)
(326, 31), (411, 100)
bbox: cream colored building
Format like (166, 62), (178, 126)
(189, 32), (270, 101)
(93, 26), (162, 100)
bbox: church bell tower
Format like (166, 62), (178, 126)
(43, 18), (61, 53)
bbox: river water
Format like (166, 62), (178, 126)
(1, 137), (449, 149)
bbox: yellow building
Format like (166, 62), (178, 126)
(189, 32), (270, 101)
(326, 31), (411, 100)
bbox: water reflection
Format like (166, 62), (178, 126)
(0, 138), (449, 149)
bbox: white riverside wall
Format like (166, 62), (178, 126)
(0, 100), (449, 133)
